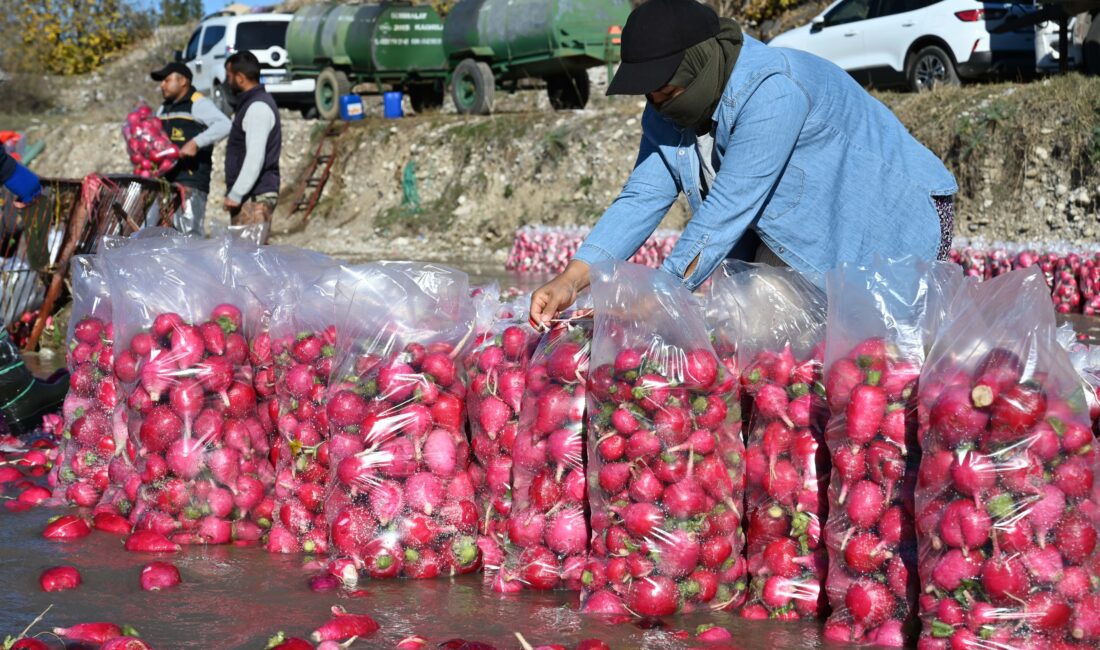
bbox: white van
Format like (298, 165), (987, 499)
(176, 12), (315, 115)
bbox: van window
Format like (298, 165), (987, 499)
(824, 0), (873, 26)
(184, 28), (201, 61)
(201, 26), (226, 55)
(235, 22), (289, 51)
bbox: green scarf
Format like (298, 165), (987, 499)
(655, 18), (744, 134)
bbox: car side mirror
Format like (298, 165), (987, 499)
(811, 18), (825, 33)
(173, 50), (184, 62)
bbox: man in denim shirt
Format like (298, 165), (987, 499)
(530, 0), (957, 327)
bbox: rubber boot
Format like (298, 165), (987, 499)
(0, 330), (69, 436)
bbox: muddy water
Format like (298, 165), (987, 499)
(0, 508), (828, 649)
(2, 264), (837, 648)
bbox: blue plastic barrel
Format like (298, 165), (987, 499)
(339, 94), (364, 121)
(383, 91), (404, 119)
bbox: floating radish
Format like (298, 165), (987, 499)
(140, 561), (181, 591)
(39, 565), (82, 592)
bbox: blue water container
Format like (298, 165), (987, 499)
(383, 91), (404, 119)
(339, 94), (364, 121)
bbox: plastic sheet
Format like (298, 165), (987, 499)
(915, 267), (1100, 649)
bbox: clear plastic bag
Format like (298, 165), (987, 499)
(321, 262), (480, 580)
(821, 257), (963, 646)
(581, 261), (746, 617)
(122, 99), (179, 178)
(462, 291), (540, 586)
(105, 237), (275, 545)
(493, 315), (590, 593)
(264, 264), (355, 554)
(709, 262), (830, 621)
(55, 233), (191, 508)
(915, 267), (1100, 649)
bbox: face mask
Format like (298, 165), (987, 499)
(653, 19), (744, 133)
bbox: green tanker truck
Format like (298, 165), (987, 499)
(287, 0), (630, 119)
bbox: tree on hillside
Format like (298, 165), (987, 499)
(4, 0), (152, 76)
(161, 0), (204, 25)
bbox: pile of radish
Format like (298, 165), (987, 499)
(505, 226), (679, 275)
(122, 101), (179, 178)
(322, 263), (481, 582)
(821, 258), (964, 646)
(708, 263), (831, 620)
(916, 267), (1100, 649)
(581, 263), (747, 618)
(492, 316), (590, 593)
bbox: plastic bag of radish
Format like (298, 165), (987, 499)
(581, 261), (746, 618)
(52, 255), (122, 508)
(491, 314), (590, 593)
(915, 267), (1100, 649)
(58, 230), (187, 512)
(322, 262), (480, 581)
(463, 291), (539, 580)
(105, 237), (275, 546)
(707, 262), (830, 620)
(821, 257), (963, 646)
(264, 265), (351, 554)
(122, 99), (179, 178)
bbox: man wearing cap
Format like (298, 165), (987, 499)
(149, 61), (232, 236)
(529, 0), (957, 326)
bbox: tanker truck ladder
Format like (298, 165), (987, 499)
(288, 120), (347, 224)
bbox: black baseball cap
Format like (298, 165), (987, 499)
(151, 62), (193, 82)
(606, 0), (720, 96)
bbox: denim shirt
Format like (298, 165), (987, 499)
(574, 35), (958, 290)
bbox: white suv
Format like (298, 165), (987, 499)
(768, 0), (1038, 91)
(175, 12), (315, 115)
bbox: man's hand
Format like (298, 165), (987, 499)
(529, 260), (590, 330)
(12, 200), (26, 209)
(179, 140), (199, 158)
(223, 197), (241, 211)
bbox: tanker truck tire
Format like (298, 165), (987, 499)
(452, 59), (494, 115)
(547, 72), (590, 110)
(316, 68), (351, 121)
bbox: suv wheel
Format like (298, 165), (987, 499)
(212, 82), (233, 115)
(907, 45), (959, 92)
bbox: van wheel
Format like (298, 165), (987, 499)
(907, 45), (959, 92)
(451, 59), (494, 115)
(212, 82), (233, 115)
(316, 67), (351, 121)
